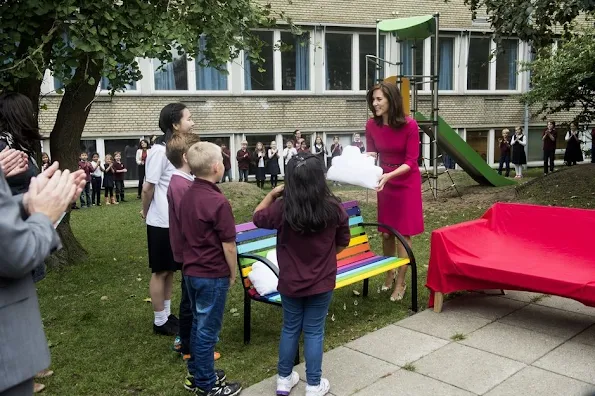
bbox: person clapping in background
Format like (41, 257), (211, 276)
(564, 122), (583, 166)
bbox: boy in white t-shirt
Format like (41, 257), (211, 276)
(141, 102), (195, 336)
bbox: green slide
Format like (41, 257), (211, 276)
(415, 112), (516, 187)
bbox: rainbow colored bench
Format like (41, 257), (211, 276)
(236, 200), (418, 344)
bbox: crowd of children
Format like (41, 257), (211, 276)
(137, 102), (350, 396)
(228, 131), (364, 189)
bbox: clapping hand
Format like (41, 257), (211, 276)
(0, 147), (28, 177)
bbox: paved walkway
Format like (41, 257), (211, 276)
(242, 291), (595, 396)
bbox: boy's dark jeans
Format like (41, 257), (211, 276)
(179, 275), (193, 355)
(238, 169), (248, 182)
(498, 154), (510, 177)
(543, 149), (555, 173)
(115, 180), (125, 201)
(80, 181), (91, 207)
(91, 176), (102, 205)
(221, 169), (231, 182)
(185, 276), (229, 391)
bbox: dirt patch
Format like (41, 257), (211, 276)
(515, 164), (595, 208)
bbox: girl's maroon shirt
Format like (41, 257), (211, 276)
(252, 200), (351, 298)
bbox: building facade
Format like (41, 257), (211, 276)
(38, 0), (578, 183)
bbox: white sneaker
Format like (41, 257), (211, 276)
(305, 378), (330, 396)
(277, 371), (299, 395)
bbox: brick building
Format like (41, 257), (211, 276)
(38, 0), (577, 182)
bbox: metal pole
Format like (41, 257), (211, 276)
(432, 13), (440, 198)
(411, 42), (417, 117)
(523, 43), (530, 162)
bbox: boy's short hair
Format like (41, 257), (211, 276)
(80, 151), (87, 156)
(114, 151), (121, 156)
(241, 140), (248, 145)
(502, 128), (510, 134)
(187, 142), (223, 177)
(166, 133), (201, 168)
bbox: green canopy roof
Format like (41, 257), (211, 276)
(377, 15), (435, 40)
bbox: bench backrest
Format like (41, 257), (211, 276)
(235, 200), (372, 296)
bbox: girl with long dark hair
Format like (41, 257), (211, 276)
(253, 153), (351, 396)
(142, 102), (194, 336)
(0, 92), (43, 195)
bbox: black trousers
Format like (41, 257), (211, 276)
(179, 275), (192, 355)
(543, 149), (555, 173)
(270, 174), (278, 187)
(115, 180), (125, 201)
(498, 154), (510, 177)
(91, 176), (102, 205)
(137, 165), (145, 197)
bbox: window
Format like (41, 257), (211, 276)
(401, 39), (425, 78)
(245, 31), (274, 91)
(153, 50), (188, 90)
(467, 37), (491, 90)
(326, 33), (352, 90)
(105, 139), (141, 181)
(359, 35), (385, 90)
(496, 39), (518, 90)
(196, 36), (228, 91)
(281, 32), (310, 90)
(527, 128), (544, 161)
(466, 130), (489, 161)
(245, 134), (277, 175)
(431, 37), (455, 90)
(100, 78), (137, 91)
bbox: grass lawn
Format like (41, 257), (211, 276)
(36, 164), (595, 395)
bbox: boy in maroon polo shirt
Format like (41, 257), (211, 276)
(236, 140), (250, 182)
(179, 142), (242, 396)
(165, 133), (200, 361)
(78, 152), (93, 208)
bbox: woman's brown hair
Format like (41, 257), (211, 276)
(366, 82), (407, 129)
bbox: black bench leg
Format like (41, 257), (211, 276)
(244, 293), (251, 345)
(363, 278), (369, 297)
(410, 263), (418, 312)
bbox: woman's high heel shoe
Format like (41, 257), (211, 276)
(390, 284), (407, 302)
(381, 270), (397, 291)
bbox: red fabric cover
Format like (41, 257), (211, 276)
(427, 203), (595, 308)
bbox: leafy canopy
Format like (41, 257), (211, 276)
(465, 0), (595, 122)
(0, 0), (289, 92)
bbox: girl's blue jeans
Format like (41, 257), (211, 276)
(277, 291), (333, 386)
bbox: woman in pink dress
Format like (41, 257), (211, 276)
(365, 82), (424, 302)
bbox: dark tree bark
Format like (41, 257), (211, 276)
(45, 56), (103, 268)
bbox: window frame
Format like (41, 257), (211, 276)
(241, 29), (315, 95)
(397, 34), (459, 94)
(322, 30), (388, 95)
(464, 35), (521, 94)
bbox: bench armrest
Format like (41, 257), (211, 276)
(238, 253), (280, 278)
(361, 222), (417, 266)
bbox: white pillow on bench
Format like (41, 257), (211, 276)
(248, 250), (279, 296)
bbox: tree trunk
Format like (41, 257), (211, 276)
(47, 56), (103, 267)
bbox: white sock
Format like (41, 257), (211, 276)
(154, 310), (168, 326)
(164, 300), (171, 317)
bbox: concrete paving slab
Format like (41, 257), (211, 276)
(572, 324), (595, 347)
(442, 294), (527, 320)
(535, 295), (595, 317)
(346, 325), (449, 366)
(498, 304), (595, 340)
(397, 308), (491, 340)
(500, 290), (547, 303)
(415, 343), (525, 395)
(351, 369), (476, 396)
(461, 321), (565, 364)
(293, 346), (398, 396)
(485, 366), (595, 396)
(534, 342), (595, 385)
